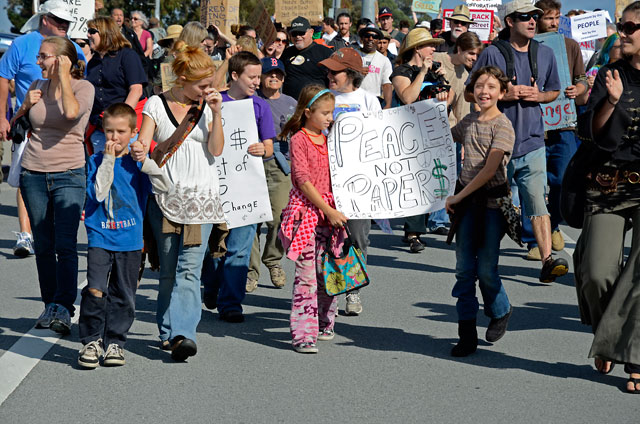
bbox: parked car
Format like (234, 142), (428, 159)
(0, 32), (18, 57)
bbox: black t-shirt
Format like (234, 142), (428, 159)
(390, 63), (442, 105)
(281, 43), (333, 100)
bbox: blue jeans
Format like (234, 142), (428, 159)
(453, 206), (510, 321)
(202, 224), (257, 314)
(427, 208), (450, 230)
(147, 197), (213, 342)
(20, 167), (86, 315)
(522, 130), (576, 248)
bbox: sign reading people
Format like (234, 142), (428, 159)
(443, 9), (494, 42)
(201, 0), (240, 37)
(411, 0), (442, 14)
(534, 32), (577, 131)
(275, 0), (323, 25)
(328, 100), (457, 219)
(63, 0), (94, 39)
(558, 11), (608, 42)
(218, 99), (273, 228)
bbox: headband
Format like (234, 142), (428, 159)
(306, 89), (331, 108)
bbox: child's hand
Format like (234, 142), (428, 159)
(247, 142), (265, 157)
(104, 140), (117, 157)
(130, 140), (145, 162)
(327, 208), (348, 227)
(445, 195), (460, 214)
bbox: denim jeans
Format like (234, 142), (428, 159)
(427, 208), (450, 230)
(202, 224), (257, 314)
(507, 147), (548, 217)
(20, 167), (85, 316)
(147, 197), (213, 342)
(453, 205), (510, 321)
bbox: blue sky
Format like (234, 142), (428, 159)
(440, 0), (617, 21)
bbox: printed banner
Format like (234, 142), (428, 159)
(201, 0), (240, 37)
(411, 0), (441, 14)
(248, 0), (277, 47)
(465, 0), (501, 11)
(218, 99), (273, 228)
(443, 9), (494, 42)
(534, 32), (577, 131)
(275, 0), (323, 25)
(328, 100), (457, 219)
(567, 11), (608, 42)
(63, 0), (94, 39)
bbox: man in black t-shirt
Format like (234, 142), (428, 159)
(281, 16), (332, 100)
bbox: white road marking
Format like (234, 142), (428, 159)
(560, 230), (576, 258)
(0, 279), (87, 407)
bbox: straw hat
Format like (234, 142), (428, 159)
(158, 25), (183, 47)
(398, 28), (444, 57)
(445, 5), (475, 24)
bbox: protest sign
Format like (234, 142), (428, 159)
(567, 11), (608, 42)
(201, 0), (240, 37)
(218, 99), (273, 228)
(63, 0), (94, 39)
(465, 0), (501, 12)
(275, 0), (323, 25)
(443, 9), (494, 42)
(411, 0), (441, 14)
(328, 100), (457, 219)
(534, 32), (576, 131)
(249, 0), (277, 47)
(160, 63), (175, 92)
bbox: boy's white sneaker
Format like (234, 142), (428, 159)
(103, 343), (125, 366)
(78, 340), (103, 369)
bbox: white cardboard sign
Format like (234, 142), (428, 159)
(465, 0), (501, 12)
(218, 99), (273, 228)
(443, 9), (494, 42)
(63, 0), (94, 39)
(558, 11), (608, 42)
(328, 100), (457, 219)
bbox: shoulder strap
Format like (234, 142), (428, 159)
(528, 39), (539, 83)
(149, 101), (206, 167)
(491, 39), (515, 81)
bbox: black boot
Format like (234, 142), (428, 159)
(451, 319), (478, 357)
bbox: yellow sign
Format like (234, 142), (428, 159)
(275, 0), (323, 26)
(201, 0), (240, 37)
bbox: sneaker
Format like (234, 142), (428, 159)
(245, 277), (258, 293)
(268, 265), (286, 288)
(13, 231), (34, 257)
(49, 305), (71, 335)
(317, 328), (335, 341)
(35, 303), (57, 329)
(293, 342), (318, 354)
(525, 246), (541, 261)
(409, 237), (425, 253)
(345, 292), (363, 316)
(103, 343), (125, 366)
(486, 306), (513, 343)
(539, 256), (569, 283)
(78, 340), (103, 369)
(551, 230), (565, 251)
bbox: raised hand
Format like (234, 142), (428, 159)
(605, 69), (623, 104)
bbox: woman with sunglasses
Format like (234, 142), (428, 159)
(262, 31), (288, 59)
(17, 36), (94, 334)
(85, 17), (147, 154)
(574, 1), (640, 394)
(130, 11), (154, 59)
(71, 38), (92, 63)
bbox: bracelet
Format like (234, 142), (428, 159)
(607, 96), (619, 106)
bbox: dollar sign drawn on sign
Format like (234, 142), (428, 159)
(432, 158), (448, 199)
(230, 129), (247, 151)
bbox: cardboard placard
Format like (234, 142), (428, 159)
(443, 9), (494, 42)
(248, 0), (277, 47)
(201, 0), (240, 37)
(275, 0), (323, 26)
(465, 0), (501, 12)
(63, 0), (94, 39)
(328, 100), (456, 219)
(411, 0), (441, 14)
(160, 63), (175, 92)
(559, 11), (608, 43)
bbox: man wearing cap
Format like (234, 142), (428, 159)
(377, 31), (397, 65)
(357, 24), (393, 108)
(0, 0), (86, 258)
(378, 6), (404, 49)
(247, 57), (298, 293)
(281, 16), (332, 100)
(329, 12), (359, 50)
(468, 0), (568, 283)
(436, 5), (474, 53)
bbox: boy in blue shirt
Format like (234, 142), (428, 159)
(78, 103), (169, 369)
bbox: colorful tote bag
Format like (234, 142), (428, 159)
(322, 227), (370, 297)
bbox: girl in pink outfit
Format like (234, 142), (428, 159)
(279, 85), (347, 354)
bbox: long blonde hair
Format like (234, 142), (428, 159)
(176, 22), (208, 49)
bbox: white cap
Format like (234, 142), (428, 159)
(20, 0), (75, 34)
(416, 21), (431, 29)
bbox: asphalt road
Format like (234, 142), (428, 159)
(1, 139), (639, 423)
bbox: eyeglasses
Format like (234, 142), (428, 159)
(36, 53), (55, 62)
(361, 33), (380, 40)
(617, 21), (640, 35)
(513, 13), (540, 22)
(87, 28), (99, 35)
(131, 17), (140, 21)
(274, 38), (287, 44)
(290, 31), (306, 38)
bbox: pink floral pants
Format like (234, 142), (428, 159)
(290, 225), (338, 346)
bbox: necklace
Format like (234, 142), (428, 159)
(302, 128), (327, 155)
(169, 88), (191, 108)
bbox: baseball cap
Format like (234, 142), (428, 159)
(505, 0), (543, 17)
(261, 57), (286, 76)
(319, 48), (369, 74)
(289, 16), (311, 33)
(379, 7), (393, 18)
(358, 23), (383, 39)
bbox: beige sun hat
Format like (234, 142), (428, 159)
(398, 28), (445, 57)
(158, 24), (183, 47)
(445, 5), (475, 24)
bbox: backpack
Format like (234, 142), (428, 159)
(491, 38), (539, 83)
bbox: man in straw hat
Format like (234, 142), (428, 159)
(437, 4), (475, 53)
(0, 0), (86, 259)
(468, 0), (568, 283)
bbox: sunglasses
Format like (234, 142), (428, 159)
(617, 21), (640, 35)
(131, 17), (140, 21)
(290, 31), (306, 38)
(361, 33), (380, 40)
(75, 41), (88, 48)
(87, 28), (99, 35)
(327, 69), (346, 75)
(513, 13), (540, 22)
(46, 14), (68, 26)
(274, 38), (287, 43)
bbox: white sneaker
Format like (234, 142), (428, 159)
(13, 231), (34, 257)
(345, 292), (363, 316)
(78, 340), (103, 369)
(103, 343), (125, 366)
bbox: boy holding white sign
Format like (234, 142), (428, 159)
(201, 51), (276, 324)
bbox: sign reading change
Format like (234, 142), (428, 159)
(218, 99), (273, 228)
(328, 100), (457, 219)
